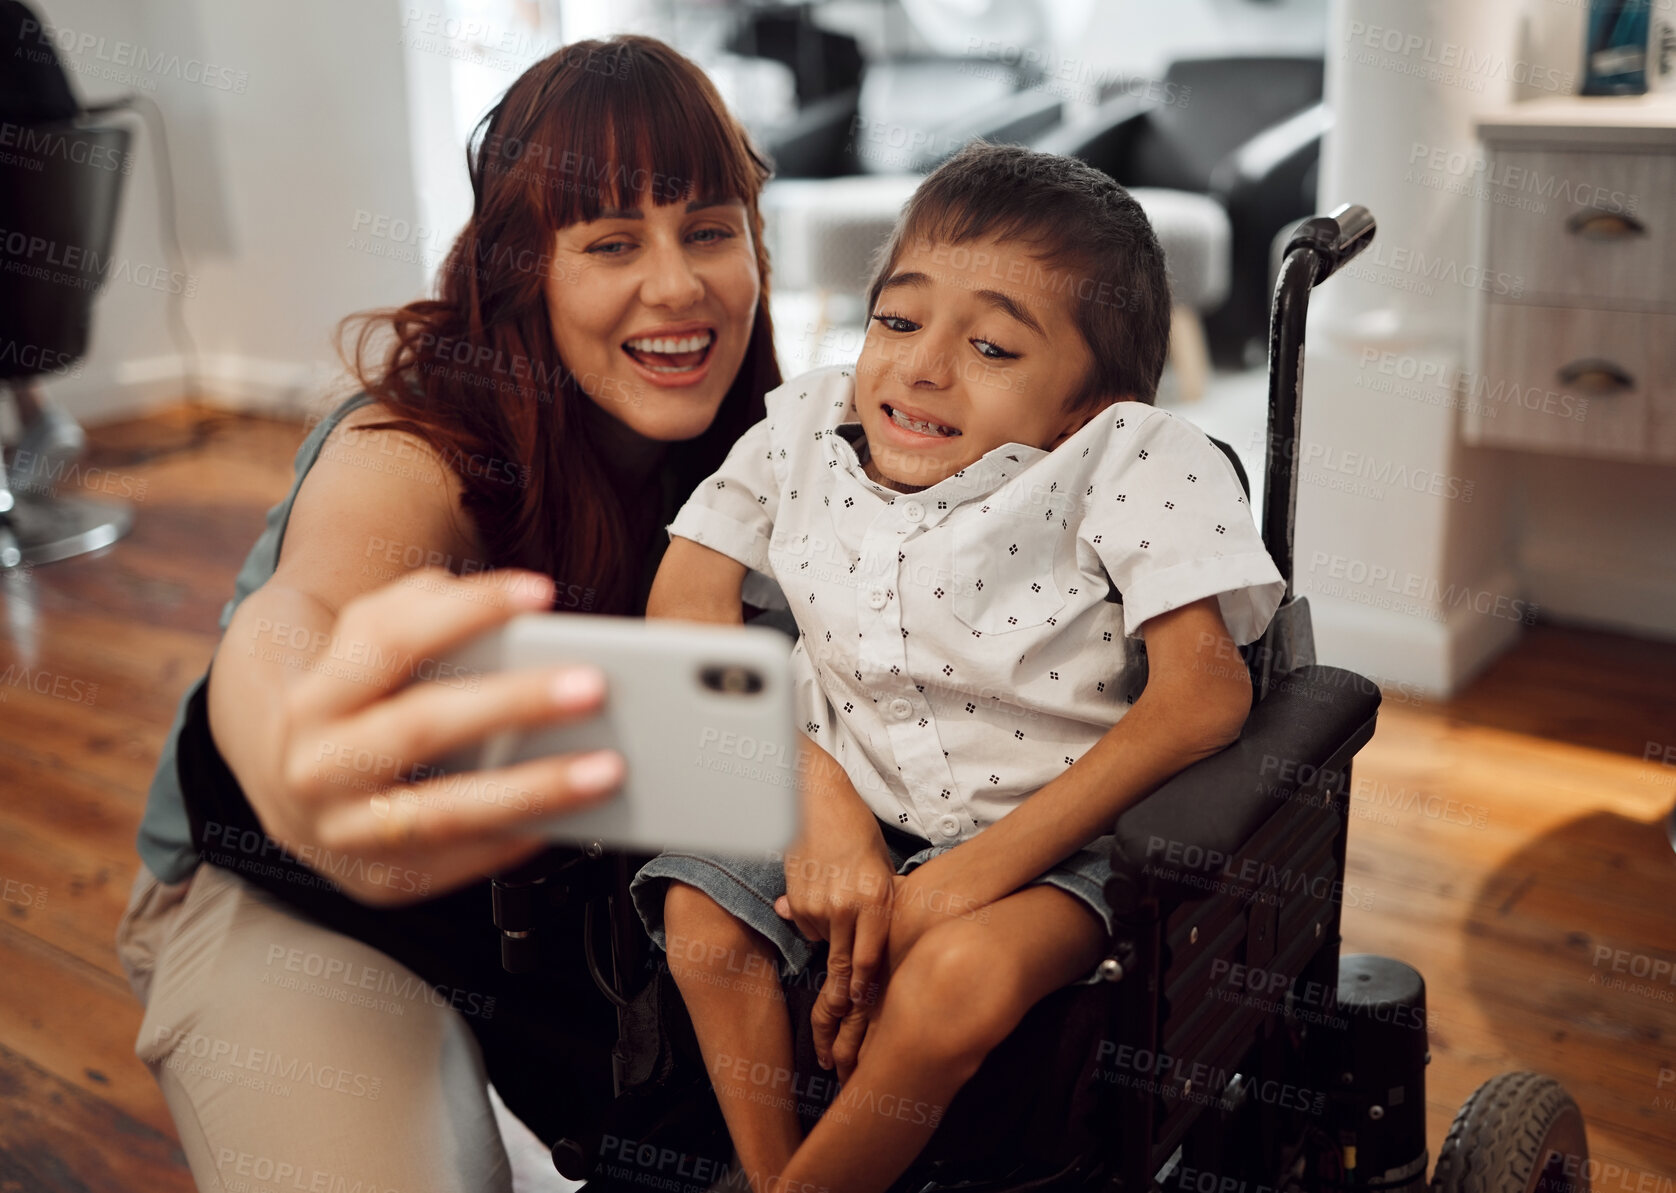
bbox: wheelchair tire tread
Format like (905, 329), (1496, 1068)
(1428, 1071), (1588, 1193)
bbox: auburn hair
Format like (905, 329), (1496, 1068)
(340, 35), (780, 615)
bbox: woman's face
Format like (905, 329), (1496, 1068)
(546, 194), (760, 446)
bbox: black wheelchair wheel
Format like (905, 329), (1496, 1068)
(1429, 1072), (1589, 1193)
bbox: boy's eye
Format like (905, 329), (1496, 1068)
(871, 314), (918, 333)
(972, 338), (1018, 360)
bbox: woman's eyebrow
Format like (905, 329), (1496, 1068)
(593, 196), (741, 220)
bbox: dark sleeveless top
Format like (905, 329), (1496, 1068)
(139, 392), (691, 1143)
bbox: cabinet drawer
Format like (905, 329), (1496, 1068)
(1471, 303), (1674, 458)
(1483, 149), (1676, 308)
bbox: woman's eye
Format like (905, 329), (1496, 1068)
(588, 240), (633, 255)
(973, 338), (1018, 360)
(871, 314), (918, 333)
(689, 227), (735, 244)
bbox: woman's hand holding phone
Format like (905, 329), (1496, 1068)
(213, 567), (627, 905)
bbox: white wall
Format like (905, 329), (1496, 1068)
(29, 0), (425, 421)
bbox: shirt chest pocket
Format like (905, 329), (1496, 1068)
(946, 514), (1066, 634)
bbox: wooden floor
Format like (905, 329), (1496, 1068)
(2, 405), (1674, 1190)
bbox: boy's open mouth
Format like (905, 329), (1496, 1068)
(622, 330), (715, 374)
(882, 403), (961, 438)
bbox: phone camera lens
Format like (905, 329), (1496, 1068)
(700, 665), (763, 695)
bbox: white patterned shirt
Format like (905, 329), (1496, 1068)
(668, 366), (1284, 846)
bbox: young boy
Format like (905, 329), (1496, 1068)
(634, 142), (1285, 1193)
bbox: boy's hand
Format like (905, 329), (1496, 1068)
(814, 971), (877, 1083)
(777, 831), (895, 1069)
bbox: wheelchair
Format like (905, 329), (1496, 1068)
(500, 206), (1591, 1193)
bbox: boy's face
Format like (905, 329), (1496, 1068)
(855, 233), (1098, 493)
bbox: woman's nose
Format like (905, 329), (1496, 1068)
(639, 241), (705, 311)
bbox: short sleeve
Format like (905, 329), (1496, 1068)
(1079, 408), (1283, 645)
(667, 415), (780, 573)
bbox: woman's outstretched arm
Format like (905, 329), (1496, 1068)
(207, 405), (623, 904)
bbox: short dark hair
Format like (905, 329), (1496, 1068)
(865, 141), (1172, 408)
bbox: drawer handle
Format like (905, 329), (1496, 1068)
(1564, 210), (1646, 240)
(1556, 358), (1635, 395)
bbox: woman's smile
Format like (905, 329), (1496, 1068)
(621, 321), (717, 386)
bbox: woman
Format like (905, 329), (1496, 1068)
(116, 35), (781, 1190)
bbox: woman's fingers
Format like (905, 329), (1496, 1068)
(312, 747), (625, 855)
(300, 659), (609, 800)
(290, 567), (555, 721)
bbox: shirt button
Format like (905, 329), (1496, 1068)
(867, 587), (888, 610)
(888, 697), (913, 720)
(936, 814), (961, 839)
(902, 501), (925, 523)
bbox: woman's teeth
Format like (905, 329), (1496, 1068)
(624, 331), (715, 372)
(887, 406), (959, 437)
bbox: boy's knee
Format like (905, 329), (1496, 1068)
(887, 924), (1020, 1062)
(662, 882), (753, 968)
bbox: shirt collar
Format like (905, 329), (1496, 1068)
(827, 421), (1050, 511)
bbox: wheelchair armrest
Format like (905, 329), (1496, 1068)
(1105, 664), (1380, 912)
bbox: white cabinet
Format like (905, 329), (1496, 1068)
(1467, 98), (1676, 462)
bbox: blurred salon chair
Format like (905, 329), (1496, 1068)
(1035, 55), (1327, 367)
(0, 0), (135, 568)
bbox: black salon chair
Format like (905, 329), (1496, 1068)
(1035, 56), (1327, 367)
(0, 0), (136, 567)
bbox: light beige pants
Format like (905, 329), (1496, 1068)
(117, 862), (517, 1193)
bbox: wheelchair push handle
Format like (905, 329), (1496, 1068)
(1284, 203), (1376, 285)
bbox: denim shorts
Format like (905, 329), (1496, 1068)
(629, 819), (1117, 979)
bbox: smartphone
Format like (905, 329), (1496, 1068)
(434, 612), (800, 855)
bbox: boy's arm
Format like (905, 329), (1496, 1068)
(646, 537), (748, 625)
(904, 595), (1252, 916)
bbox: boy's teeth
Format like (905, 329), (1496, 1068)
(625, 332), (714, 354)
(888, 406), (958, 437)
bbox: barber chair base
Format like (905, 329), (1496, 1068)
(0, 491), (132, 568)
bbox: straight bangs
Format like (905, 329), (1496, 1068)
(523, 42), (769, 230)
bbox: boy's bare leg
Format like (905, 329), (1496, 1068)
(662, 881), (804, 1190)
(778, 886), (1107, 1193)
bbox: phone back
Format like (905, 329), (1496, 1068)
(441, 614), (799, 856)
